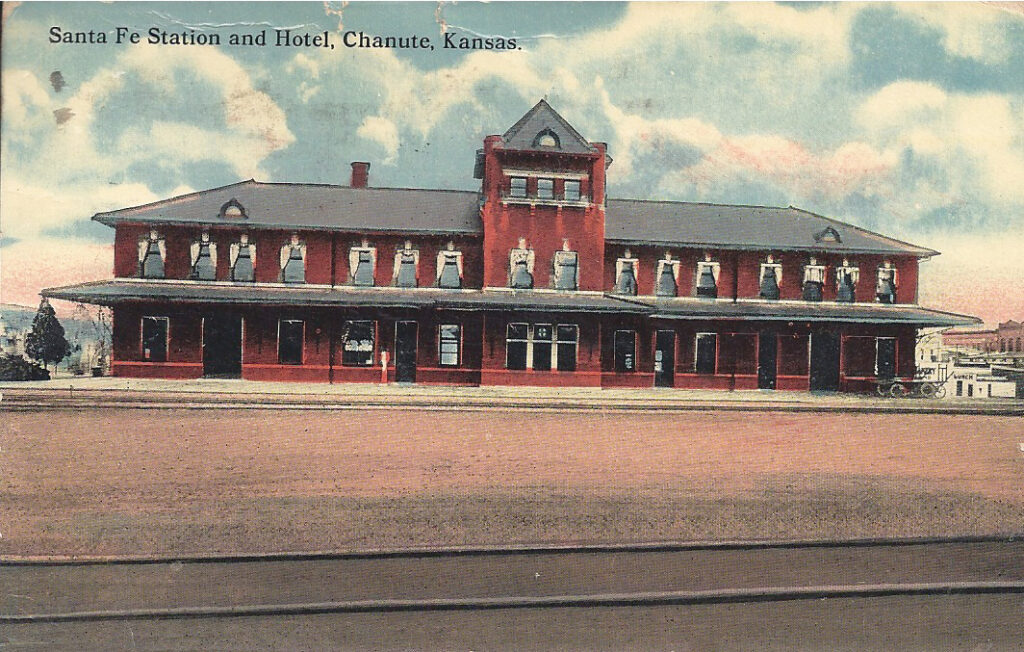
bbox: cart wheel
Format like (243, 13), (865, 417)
(919, 383), (937, 399)
(877, 383), (890, 397)
(889, 382), (909, 398)
(934, 385), (946, 399)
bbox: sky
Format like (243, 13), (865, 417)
(1, 1), (1022, 326)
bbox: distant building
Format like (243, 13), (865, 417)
(0, 315), (27, 358)
(944, 320), (1024, 354)
(44, 100), (978, 391)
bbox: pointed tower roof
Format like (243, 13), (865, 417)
(501, 99), (597, 154)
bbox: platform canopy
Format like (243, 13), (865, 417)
(44, 280), (979, 327)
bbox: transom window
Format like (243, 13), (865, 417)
(506, 322), (578, 371)
(342, 320), (375, 366)
(278, 319), (304, 365)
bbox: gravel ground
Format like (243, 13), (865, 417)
(2, 409), (1023, 556)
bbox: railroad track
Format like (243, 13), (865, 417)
(4, 537), (1023, 649)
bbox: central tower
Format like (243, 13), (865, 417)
(477, 100), (609, 291)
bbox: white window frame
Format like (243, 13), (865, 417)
(439, 323), (461, 367)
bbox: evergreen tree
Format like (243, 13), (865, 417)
(24, 298), (71, 370)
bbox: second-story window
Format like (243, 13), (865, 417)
(230, 234), (256, 282)
(759, 255), (782, 300)
(138, 230), (166, 279)
(190, 232), (217, 281)
(696, 255), (720, 298)
(436, 241), (464, 289)
(509, 238), (535, 289)
(836, 259), (859, 303)
(510, 177), (527, 198)
(349, 240), (377, 287)
(537, 178), (554, 200)
(656, 253), (680, 297)
(614, 249), (639, 295)
(876, 262), (897, 304)
(280, 234), (306, 283)
(564, 180), (581, 202)
(393, 241), (419, 288)
(802, 257), (826, 302)
(553, 241), (578, 291)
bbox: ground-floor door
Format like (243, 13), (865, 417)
(758, 331), (777, 390)
(654, 330), (675, 387)
(203, 314), (242, 378)
(809, 331), (840, 392)
(395, 320), (418, 383)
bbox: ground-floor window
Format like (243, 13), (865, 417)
(508, 323), (579, 371)
(695, 332), (717, 375)
(956, 380), (963, 396)
(843, 336), (876, 377)
(342, 320), (375, 366)
(778, 335), (810, 376)
(614, 330), (636, 372)
(557, 325), (578, 372)
(278, 319), (304, 365)
(141, 316), (168, 362)
(876, 337), (897, 378)
(439, 324), (461, 367)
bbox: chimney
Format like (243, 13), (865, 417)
(350, 161), (370, 188)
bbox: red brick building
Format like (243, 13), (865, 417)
(44, 101), (978, 391)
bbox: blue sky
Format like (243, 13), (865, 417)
(2, 2), (1022, 322)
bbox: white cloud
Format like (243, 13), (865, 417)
(1, 69), (51, 134)
(857, 82), (1024, 207)
(356, 116), (400, 162)
(898, 4), (1017, 64)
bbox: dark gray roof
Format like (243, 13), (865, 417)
(43, 281), (976, 326)
(620, 296), (979, 327)
(91, 181), (934, 257)
(605, 199), (937, 257)
(41, 281), (644, 313)
(93, 180), (482, 235)
(501, 100), (597, 154)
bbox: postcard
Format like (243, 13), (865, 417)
(2, 2), (1022, 649)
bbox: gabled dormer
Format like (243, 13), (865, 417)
(478, 100), (609, 291)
